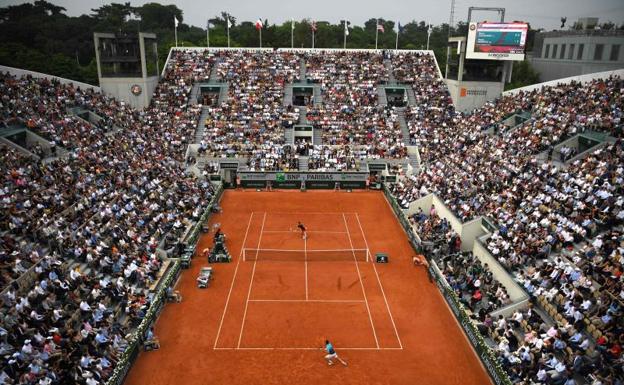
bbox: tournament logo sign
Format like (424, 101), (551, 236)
(275, 172), (286, 182)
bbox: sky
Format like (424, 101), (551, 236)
(1, 0), (623, 31)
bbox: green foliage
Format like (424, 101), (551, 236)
(0, 1), (540, 87)
(505, 60), (540, 91)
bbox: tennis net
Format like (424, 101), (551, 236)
(242, 248), (370, 262)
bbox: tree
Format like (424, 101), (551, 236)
(505, 60), (540, 90)
(90, 2), (133, 28)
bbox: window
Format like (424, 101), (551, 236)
(577, 44), (584, 60)
(544, 44), (550, 58)
(552, 44), (558, 58)
(568, 44), (575, 60)
(594, 44), (604, 60)
(610, 45), (621, 61)
(560, 44), (566, 59)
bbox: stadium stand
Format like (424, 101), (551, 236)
(0, 60), (216, 383)
(1, 45), (623, 385)
(398, 69), (623, 384)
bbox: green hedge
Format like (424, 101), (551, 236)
(382, 184), (512, 385)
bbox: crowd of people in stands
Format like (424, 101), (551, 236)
(305, 51), (407, 161)
(0, 48), (217, 384)
(1, 46), (623, 384)
(201, 51), (300, 162)
(396, 64), (623, 383)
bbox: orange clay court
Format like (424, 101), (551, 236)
(124, 190), (492, 385)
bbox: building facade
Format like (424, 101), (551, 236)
(531, 30), (624, 82)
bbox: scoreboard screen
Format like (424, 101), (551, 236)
(466, 22), (528, 61)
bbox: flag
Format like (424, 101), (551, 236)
(398, 22), (404, 34)
(377, 23), (385, 33)
(311, 21), (317, 32)
(291, 19), (295, 30)
(174, 16), (179, 27)
(255, 18), (263, 30)
(345, 22), (349, 36)
(227, 17), (232, 29)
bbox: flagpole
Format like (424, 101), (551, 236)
(175, 21), (178, 47)
(259, 27), (262, 48)
(207, 21), (210, 48)
(227, 16), (230, 48)
(395, 26), (399, 50)
(291, 20), (294, 49)
(427, 23), (432, 50)
(312, 30), (315, 49)
(343, 20), (347, 49)
(375, 19), (379, 50)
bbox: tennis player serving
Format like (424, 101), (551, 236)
(323, 339), (347, 366)
(297, 221), (307, 240)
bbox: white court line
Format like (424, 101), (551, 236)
(342, 213), (380, 349)
(213, 347), (403, 351)
(355, 213), (404, 350)
(304, 232), (308, 300)
(252, 211), (357, 216)
(213, 212), (254, 349)
(248, 299), (365, 303)
(237, 212), (267, 348)
(262, 230), (348, 234)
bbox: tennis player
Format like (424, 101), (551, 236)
(323, 340), (347, 366)
(297, 221), (307, 240)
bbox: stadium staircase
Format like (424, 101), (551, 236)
(283, 85), (293, 106)
(312, 127), (322, 145)
(298, 106), (308, 125)
(377, 87), (387, 106)
(189, 85), (201, 105)
(209, 59), (221, 82)
(313, 85), (323, 106)
(218, 84), (229, 104)
(194, 108), (211, 142)
(405, 86), (416, 106)
(384, 58), (397, 85)
(407, 146), (421, 173)
(298, 156), (309, 171)
(299, 58), (306, 81)
(397, 109), (410, 145)
(284, 127), (294, 145)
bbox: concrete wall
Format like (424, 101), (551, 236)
(503, 68), (624, 95)
(460, 217), (487, 252)
(445, 79), (505, 112)
(99, 76), (158, 110)
(473, 236), (527, 304)
(0, 65), (99, 91)
(406, 193), (529, 308)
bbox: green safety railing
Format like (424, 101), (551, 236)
(106, 260), (182, 385)
(382, 185), (422, 253)
(382, 184), (512, 385)
(178, 183), (224, 267)
(106, 183), (224, 384)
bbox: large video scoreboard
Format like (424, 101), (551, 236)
(466, 22), (528, 61)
